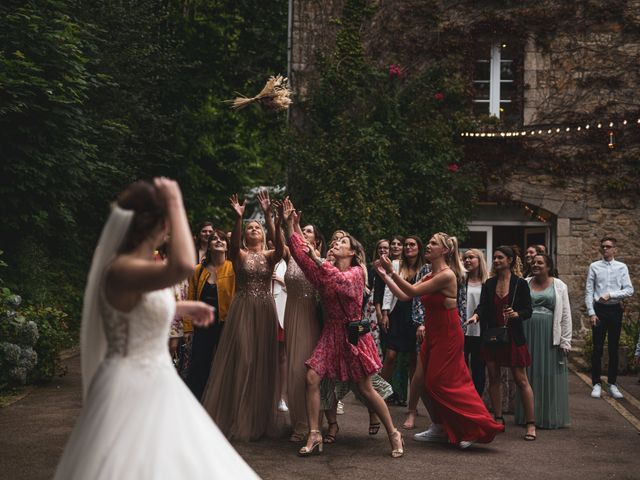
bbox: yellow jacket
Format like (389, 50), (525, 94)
(183, 260), (235, 333)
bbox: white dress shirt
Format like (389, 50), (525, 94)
(584, 258), (634, 316)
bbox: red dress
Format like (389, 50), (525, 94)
(289, 233), (382, 381)
(480, 293), (531, 367)
(420, 277), (504, 444)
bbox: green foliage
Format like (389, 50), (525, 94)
(287, 0), (478, 248)
(20, 304), (72, 382)
(0, 253), (71, 391)
(0, 0), (289, 329)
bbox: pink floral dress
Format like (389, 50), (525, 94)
(289, 233), (382, 381)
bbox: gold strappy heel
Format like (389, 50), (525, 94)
(298, 430), (323, 456)
(390, 429), (405, 458)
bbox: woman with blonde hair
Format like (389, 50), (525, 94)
(201, 195), (284, 441)
(378, 233), (504, 448)
(462, 248), (489, 395)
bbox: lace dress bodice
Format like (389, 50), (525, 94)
(285, 257), (316, 298)
(234, 251), (272, 298)
(100, 288), (175, 365)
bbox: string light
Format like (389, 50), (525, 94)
(460, 116), (640, 142)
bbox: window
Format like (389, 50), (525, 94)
(472, 42), (517, 122)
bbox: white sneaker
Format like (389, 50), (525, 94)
(609, 384), (624, 399)
(336, 400), (345, 415)
(591, 384), (602, 398)
(278, 399), (289, 412)
(459, 440), (475, 450)
(413, 424), (448, 443)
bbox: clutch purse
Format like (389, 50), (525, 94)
(347, 320), (371, 346)
(481, 326), (510, 345)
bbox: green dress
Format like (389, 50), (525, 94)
(515, 282), (570, 429)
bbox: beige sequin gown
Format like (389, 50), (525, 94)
(202, 251), (280, 441)
(284, 258), (321, 436)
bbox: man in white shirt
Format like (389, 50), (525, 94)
(585, 236), (634, 399)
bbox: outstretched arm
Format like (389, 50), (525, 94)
(376, 255), (453, 298)
(229, 194), (246, 262)
(257, 190), (277, 246)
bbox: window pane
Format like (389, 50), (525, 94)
(474, 61), (490, 81)
(500, 81), (515, 101)
(500, 101), (519, 124)
(500, 61), (513, 81)
(472, 101), (489, 116)
(474, 81), (490, 100)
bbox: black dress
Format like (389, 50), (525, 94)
(186, 281), (223, 400)
(383, 274), (417, 353)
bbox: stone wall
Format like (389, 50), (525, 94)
(290, 0), (640, 336)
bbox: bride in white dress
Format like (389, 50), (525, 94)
(54, 178), (259, 479)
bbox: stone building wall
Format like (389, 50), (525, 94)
(290, 0), (640, 335)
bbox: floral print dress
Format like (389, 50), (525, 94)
(289, 233), (382, 381)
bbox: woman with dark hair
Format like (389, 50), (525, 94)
(380, 235), (424, 405)
(282, 199), (404, 458)
(194, 221), (214, 264)
(467, 245), (536, 441)
(515, 253), (572, 429)
(201, 194), (284, 441)
(378, 233), (504, 449)
(54, 178), (258, 479)
(185, 230), (235, 400)
(389, 235), (404, 261)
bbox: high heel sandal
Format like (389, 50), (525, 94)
(369, 422), (381, 435)
(390, 429), (405, 458)
(323, 422), (339, 444)
(494, 416), (505, 431)
(524, 421), (537, 441)
(298, 430), (323, 456)
(402, 410), (417, 430)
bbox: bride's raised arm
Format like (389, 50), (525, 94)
(106, 178), (195, 296)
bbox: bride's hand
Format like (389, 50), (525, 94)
(154, 177), (183, 206)
(176, 301), (215, 327)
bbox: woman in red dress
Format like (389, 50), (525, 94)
(377, 233), (504, 448)
(281, 200), (404, 458)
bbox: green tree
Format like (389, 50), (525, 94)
(286, 1), (477, 249)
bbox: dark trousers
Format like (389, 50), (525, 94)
(591, 303), (623, 386)
(186, 322), (224, 400)
(464, 335), (486, 395)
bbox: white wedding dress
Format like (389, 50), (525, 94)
(54, 286), (260, 479)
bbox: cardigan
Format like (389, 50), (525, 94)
(184, 260), (236, 332)
(476, 275), (532, 346)
(526, 277), (572, 350)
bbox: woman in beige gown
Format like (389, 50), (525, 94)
(201, 194), (284, 441)
(284, 226), (324, 441)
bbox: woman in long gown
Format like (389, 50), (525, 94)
(515, 254), (571, 429)
(378, 233), (504, 448)
(282, 200), (404, 458)
(201, 194), (284, 441)
(54, 178), (258, 479)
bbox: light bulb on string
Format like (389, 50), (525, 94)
(608, 131), (615, 150)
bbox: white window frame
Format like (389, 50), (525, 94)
(473, 42), (513, 118)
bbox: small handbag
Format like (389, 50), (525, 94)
(347, 320), (371, 346)
(337, 294), (370, 346)
(481, 281), (518, 346)
(481, 326), (510, 345)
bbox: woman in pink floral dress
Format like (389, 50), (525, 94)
(282, 200), (403, 458)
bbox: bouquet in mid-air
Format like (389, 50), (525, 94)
(227, 75), (292, 112)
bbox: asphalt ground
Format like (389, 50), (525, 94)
(1, 355), (639, 480)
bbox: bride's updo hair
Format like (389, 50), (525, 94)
(117, 180), (165, 253)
